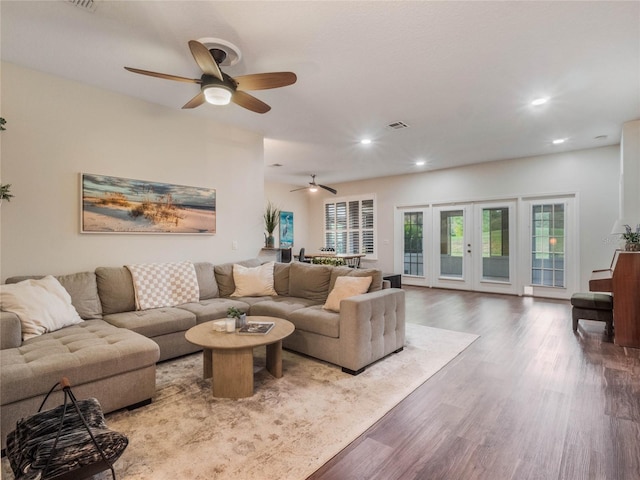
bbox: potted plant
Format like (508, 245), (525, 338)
(621, 224), (640, 251)
(227, 307), (247, 328)
(264, 201), (280, 248)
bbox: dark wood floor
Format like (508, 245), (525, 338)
(307, 286), (640, 480)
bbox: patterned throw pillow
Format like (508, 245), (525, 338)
(126, 262), (200, 310)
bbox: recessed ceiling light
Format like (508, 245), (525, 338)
(552, 138), (567, 145)
(531, 97), (549, 106)
(360, 138), (372, 145)
(415, 160), (426, 166)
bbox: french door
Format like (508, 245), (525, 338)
(433, 201), (517, 294)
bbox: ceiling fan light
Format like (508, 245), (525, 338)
(309, 186), (318, 192)
(203, 85), (233, 105)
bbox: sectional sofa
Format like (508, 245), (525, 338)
(1, 259), (405, 449)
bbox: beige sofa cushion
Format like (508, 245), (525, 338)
(288, 306), (340, 338)
(273, 263), (290, 296)
(193, 262), (218, 300)
(1, 276), (83, 340)
(231, 262), (277, 297)
(103, 307), (195, 338)
(329, 267), (383, 292)
(5, 272), (103, 321)
(95, 267), (136, 315)
(214, 259), (262, 297)
(0, 319), (159, 405)
(248, 297), (318, 319)
(288, 263), (332, 303)
(323, 276), (373, 312)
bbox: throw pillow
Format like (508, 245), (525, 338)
(231, 262), (278, 297)
(0, 275), (83, 340)
(323, 276), (372, 312)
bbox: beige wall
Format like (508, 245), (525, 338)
(0, 63), (265, 280)
(264, 182), (310, 254)
(306, 146), (621, 292)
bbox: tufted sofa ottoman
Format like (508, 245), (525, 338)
(0, 318), (159, 450)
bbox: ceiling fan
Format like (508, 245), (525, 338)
(124, 39), (296, 114)
(290, 175), (337, 195)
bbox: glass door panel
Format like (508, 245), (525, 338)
(433, 206), (472, 290)
(473, 201), (517, 294)
(440, 210), (464, 278)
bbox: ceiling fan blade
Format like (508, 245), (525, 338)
(233, 72), (297, 91)
(124, 67), (201, 84)
(319, 184), (337, 195)
(182, 92), (206, 109)
(188, 40), (223, 81)
(232, 90), (271, 114)
(289, 186), (309, 192)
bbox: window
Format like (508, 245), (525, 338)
(404, 212), (423, 275)
(482, 208), (509, 257)
(324, 195), (375, 255)
(531, 203), (565, 287)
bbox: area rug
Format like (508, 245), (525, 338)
(1, 324), (478, 480)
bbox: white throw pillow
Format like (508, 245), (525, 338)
(0, 275), (83, 340)
(323, 276), (372, 312)
(231, 262), (278, 297)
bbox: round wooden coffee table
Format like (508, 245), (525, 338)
(185, 316), (295, 398)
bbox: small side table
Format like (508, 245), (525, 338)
(382, 273), (402, 289)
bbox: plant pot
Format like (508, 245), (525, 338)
(266, 235), (275, 248)
(625, 242), (640, 252)
(236, 313), (247, 329)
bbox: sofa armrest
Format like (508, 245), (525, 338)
(338, 288), (405, 373)
(0, 311), (22, 349)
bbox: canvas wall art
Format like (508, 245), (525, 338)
(280, 211), (293, 247)
(81, 173), (216, 234)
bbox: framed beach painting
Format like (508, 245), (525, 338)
(280, 211), (293, 247)
(81, 173), (216, 234)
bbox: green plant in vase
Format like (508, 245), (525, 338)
(227, 307), (247, 328)
(621, 224), (640, 251)
(264, 201), (280, 248)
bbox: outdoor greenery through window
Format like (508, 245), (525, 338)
(531, 203), (565, 287)
(404, 212), (423, 275)
(482, 208), (509, 257)
(324, 196), (375, 255)
(440, 210), (464, 256)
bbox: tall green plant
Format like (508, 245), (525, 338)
(264, 201), (280, 235)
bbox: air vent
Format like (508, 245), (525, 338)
(67, 0), (98, 12)
(387, 121), (409, 130)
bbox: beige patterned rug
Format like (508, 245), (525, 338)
(1, 324), (478, 480)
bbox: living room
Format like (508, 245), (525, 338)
(1, 1), (639, 479)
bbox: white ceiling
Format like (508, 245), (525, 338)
(2, 1), (639, 189)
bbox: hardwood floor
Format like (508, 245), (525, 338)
(307, 286), (640, 480)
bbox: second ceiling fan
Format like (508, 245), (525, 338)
(125, 39), (296, 114)
(290, 175), (337, 195)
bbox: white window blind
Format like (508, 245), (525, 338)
(324, 195), (375, 255)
